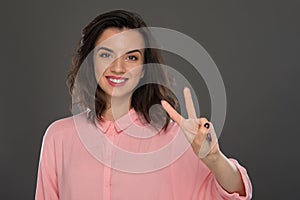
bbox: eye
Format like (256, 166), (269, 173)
(126, 55), (138, 61)
(99, 52), (112, 58)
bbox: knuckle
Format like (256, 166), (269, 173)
(200, 117), (208, 121)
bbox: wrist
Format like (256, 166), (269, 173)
(202, 150), (223, 166)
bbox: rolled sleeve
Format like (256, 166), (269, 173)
(213, 159), (252, 200)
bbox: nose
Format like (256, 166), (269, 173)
(109, 56), (126, 74)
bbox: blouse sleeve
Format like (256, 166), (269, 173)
(194, 157), (253, 200)
(35, 128), (59, 200)
(170, 143), (252, 200)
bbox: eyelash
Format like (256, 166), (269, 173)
(99, 53), (139, 61)
(126, 55), (138, 61)
(99, 53), (112, 58)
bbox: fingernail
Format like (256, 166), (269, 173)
(206, 133), (212, 142)
(204, 122), (210, 129)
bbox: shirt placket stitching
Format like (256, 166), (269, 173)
(103, 123), (115, 200)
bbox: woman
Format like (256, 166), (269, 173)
(35, 10), (252, 199)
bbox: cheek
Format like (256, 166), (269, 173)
(129, 67), (144, 80)
(94, 63), (109, 81)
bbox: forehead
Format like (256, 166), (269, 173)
(94, 28), (145, 52)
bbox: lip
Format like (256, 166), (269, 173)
(105, 76), (128, 87)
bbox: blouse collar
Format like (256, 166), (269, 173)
(94, 108), (140, 134)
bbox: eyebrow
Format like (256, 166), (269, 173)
(96, 47), (143, 55)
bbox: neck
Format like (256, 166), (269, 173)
(103, 95), (132, 121)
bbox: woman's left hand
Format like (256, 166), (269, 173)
(161, 87), (220, 159)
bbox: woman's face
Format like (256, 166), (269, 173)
(93, 27), (145, 100)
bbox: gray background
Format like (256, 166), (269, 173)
(1, 0), (299, 199)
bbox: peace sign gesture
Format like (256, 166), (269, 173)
(161, 87), (220, 159)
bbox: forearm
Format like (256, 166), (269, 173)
(202, 151), (246, 196)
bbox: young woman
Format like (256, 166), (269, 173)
(35, 10), (252, 200)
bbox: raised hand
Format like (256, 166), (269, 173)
(161, 87), (220, 159)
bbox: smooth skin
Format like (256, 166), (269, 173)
(93, 28), (145, 120)
(161, 87), (246, 196)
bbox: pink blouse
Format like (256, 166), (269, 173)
(35, 109), (252, 200)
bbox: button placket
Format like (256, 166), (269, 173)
(103, 123), (117, 200)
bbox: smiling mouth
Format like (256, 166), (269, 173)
(106, 76), (129, 86)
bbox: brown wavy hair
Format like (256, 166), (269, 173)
(66, 10), (179, 130)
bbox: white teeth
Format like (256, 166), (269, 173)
(109, 78), (126, 83)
